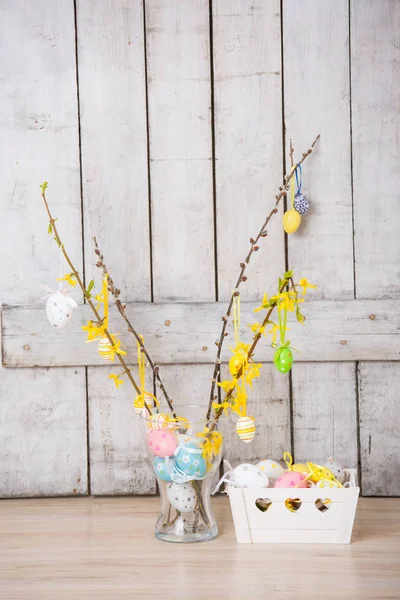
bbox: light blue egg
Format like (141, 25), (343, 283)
(175, 443), (207, 479)
(153, 457), (172, 482)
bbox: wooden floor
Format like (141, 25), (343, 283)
(0, 496), (399, 599)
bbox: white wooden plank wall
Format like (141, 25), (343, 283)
(0, 0), (399, 497)
(0, 0), (87, 497)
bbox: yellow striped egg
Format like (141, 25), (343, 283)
(236, 416), (256, 443)
(133, 396), (145, 415)
(147, 413), (168, 431)
(97, 337), (113, 361)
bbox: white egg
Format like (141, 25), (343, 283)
(324, 458), (345, 484)
(45, 292), (77, 329)
(257, 459), (286, 482)
(232, 463), (269, 488)
(316, 478), (341, 489)
(166, 482), (197, 513)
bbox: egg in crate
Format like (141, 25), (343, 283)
(167, 482), (197, 513)
(232, 463), (269, 488)
(175, 443), (207, 479)
(274, 471), (308, 489)
(257, 459), (286, 482)
(45, 291), (77, 328)
(236, 416), (256, 443)
(324, 457), (345, 484)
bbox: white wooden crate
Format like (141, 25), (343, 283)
(228, 469), (359, 544)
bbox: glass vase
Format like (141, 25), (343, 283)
(141, 404), (223, 543)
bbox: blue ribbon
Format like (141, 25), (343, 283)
(295, 164), (302, 195)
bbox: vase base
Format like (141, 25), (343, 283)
(155, 525), (218, 543)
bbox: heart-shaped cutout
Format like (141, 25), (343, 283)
(255, 497), (272, 512)
(315, 498), (332, 512)
(285, 497), (302, 512)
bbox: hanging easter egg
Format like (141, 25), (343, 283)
(274, 471), (308, 489)
(175, 443), (207, 479)
(293, 192), (310, 215)
(167, 482), (197, 513)
(324, 457), (345, 484)
(148, 428), (178, 458)
(273, 346), (293, 374)
(236, 416), (256, 443)
(45, 292), (77, 329)
(282, 209), (301, 234)
(232, 464), (269, 488)
(98, 337), (113, 361)
(153, 457), (173, 482)
(147, 413), (168, 431)
(229, 353), (243, 376)
(257, 459), (286, 482)
(133, 395), (145, 415)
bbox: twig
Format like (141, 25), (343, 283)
(289, 138), (295, 168)
(206, 134), (320, 419)
(41, 187), (152, 416)
(207, 279), (290, 431)
(93, 238), (177, 420)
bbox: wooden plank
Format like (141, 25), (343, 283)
(292, 363), (358, 468)
(75, 0), (153, 494)
(283, 1), (357, 470)
(359, 362), (400, 496)
(146, 0), (214, 302)
(351, 0), (400, 299)
(351, 2), (400, 497)
(145, 1), (215, 436)
(0, 1), (87, 496)
(213, 0), (284, 297)
(3, 299), (399, 367)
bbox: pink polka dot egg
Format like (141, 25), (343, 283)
(148, 429), (178, 458)
(274, 471), (308, 489)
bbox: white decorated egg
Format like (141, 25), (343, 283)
(232, 463), (269, 488)
(324, 457), (345, 484)
(257, 459), (286, 482)
(45, 292), (77, 329)
(98, 337), (113, 361)
(147, 413), (168, 430)
(166, 482), (197, 513)
(236, 416), (256, 443)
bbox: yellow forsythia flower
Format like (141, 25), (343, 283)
(298, 278), (317, 295)
(109, 373), (124, 388)
(57, 273), (77, 287)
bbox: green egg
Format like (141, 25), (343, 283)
(273, 346), (293, 374)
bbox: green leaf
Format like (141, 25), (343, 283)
(54, 237), (61, 247)
(87, 279), (95, 294)
(40, 181), (49, 193)
(48, 222), (53, 234)
(284, 270), (293, 279)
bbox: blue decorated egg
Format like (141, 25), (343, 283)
(175, 444), (206, 479)
(153, 457), (172, 482)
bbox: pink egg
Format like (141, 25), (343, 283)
(148, 429), (178, 458)
(274, 471), (308, 489)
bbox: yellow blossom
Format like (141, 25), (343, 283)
(109, 373), (124, 388)
(82, 320), (106, 341)
(268, 322), (279, 344)
(57, 273), (77, 287)
(247, 322), (266, 336)
(244, 363), (262, 387)
(298, 278), (317, 295)
(217, 379), (237, 393)
(212, 400), (231, 416)
(254, 292), (269, 313)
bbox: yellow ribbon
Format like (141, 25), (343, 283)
(135, 335), (159, 410)
(283, 451), (294, 471)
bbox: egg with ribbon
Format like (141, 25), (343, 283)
(98, 337), (114, 361)
(167, 482), (197, 513)
(316, 478), (341, 489)
(282, 209), (301, 234)
(232, 463), (269, 488)
(236, 416), (256, 443)
(147, 413), (168, 430)
(229, 353), (244, 376)
(257, 459), (286, 482)
(293, 192), (310, 215)
(307, 462), (339, 485)
(175, 443), (207, 479)
(324, 457), (345, 484)
(274, 471), (308, 489)
(148, 428), (178, 458)
(45, 291), (77, 329)
(153, 457), (173, 482)
(273, 346), (293, 374)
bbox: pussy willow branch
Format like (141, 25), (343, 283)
(207, 279), (290, 431)
(41, 189), (152, 416)
(206, 134), (320, 419)
(93, 238), (177, 420)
